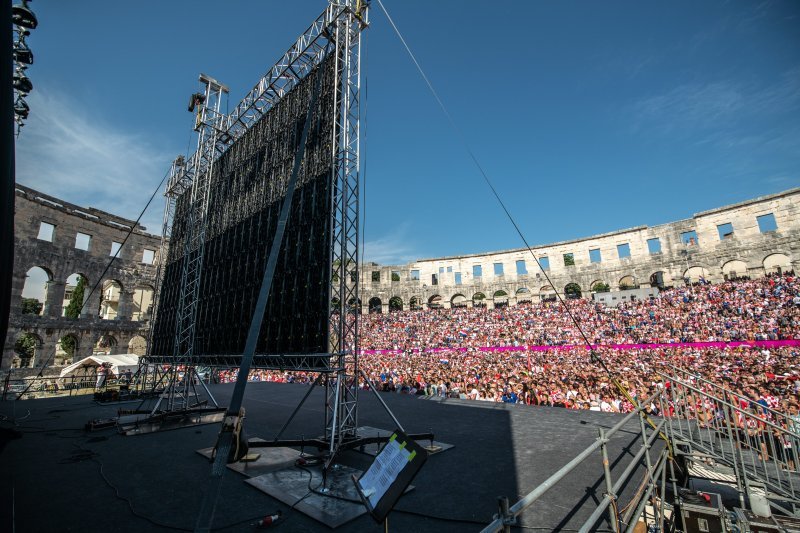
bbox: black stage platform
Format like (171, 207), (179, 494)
(0, 383), (661, 532)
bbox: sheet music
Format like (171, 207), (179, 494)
(358, 435), (411, 508)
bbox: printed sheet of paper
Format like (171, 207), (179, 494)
(358, 435), (411, 508)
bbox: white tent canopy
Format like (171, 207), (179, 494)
(59, 354), (140, 379)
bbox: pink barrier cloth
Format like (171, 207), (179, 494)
(358, 339), (800, 356)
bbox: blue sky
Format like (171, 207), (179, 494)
(15, 0), (800, 266)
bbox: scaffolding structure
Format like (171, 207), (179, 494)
(136, 1), (368, 447)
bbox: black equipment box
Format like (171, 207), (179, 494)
(677, 492), (726, 533)
(734, 508), (783, 533)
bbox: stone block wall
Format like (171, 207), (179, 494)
(3, 185), (162, 369)
(359, 188), (800, 312)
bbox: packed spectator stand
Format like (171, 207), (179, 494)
(219, 274), (800, 419)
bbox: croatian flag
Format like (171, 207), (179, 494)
(458, 330), (468, 337)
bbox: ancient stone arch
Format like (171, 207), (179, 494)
(128, 335), (147, 354)
(368, 297), (382, 314)
(99, 279), (124, 319)
(649, 271), (670, 288)
(539, 285), (556, 301)
(388, 296), (403, 312)
(721, 260), (749, 280)
(13, 332), (43, 368)
(564, 283), (582, 299)
(451, 293), (468, 307)
(683, 266), (710, 283)
(763, 253), (792, 275)
(515, 287), (532, 303)
(94, 334), (119, 355)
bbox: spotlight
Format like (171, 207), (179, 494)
(12, 3), (38, 30)
(188, 92), (206, 112)
(13, 43), (34, 65)
(14, 99), (30, 119)
(13, 73), (33, 94)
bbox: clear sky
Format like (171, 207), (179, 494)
(15, 0), (800, 267)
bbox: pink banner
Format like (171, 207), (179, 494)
(358, 339), (800, 356)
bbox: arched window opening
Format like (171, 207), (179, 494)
(14, 333), (42, 368)
(388, 296), (403, 312)
(99, 280), (123, 319)
(63, 273), (88, 318)
(368, 297), (382, 314)
(21, 266), (51, 316)
(564, 283), (582, 299)
(472, 292), (486, 308)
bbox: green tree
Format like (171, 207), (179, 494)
(563, 253), (575, 266)
(565, 283), (582, 299)
(60, 336), (77, 358)
(21, 297), (43, 315)
(14, 335), (37, 364)
(592, 282), (610, 293)
(64, 275), (87, 318)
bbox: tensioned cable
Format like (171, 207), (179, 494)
(374, 0), (650, 417)
(12, 166), (172, 399)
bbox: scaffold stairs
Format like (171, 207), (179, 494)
(661, 370), (800, 517)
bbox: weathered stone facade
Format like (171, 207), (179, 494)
(3, 185), (161, 369)
(359, 188), (800, 312)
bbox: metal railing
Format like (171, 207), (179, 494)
(482, 391), (671, 533)
(1, 369), (165, 401)
(658, 371), (800, 514)
(665, 362), (794, 431)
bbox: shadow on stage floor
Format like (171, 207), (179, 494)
(0, 382), (653, 532)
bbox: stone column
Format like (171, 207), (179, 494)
(508, 297), (518, 307)
(35, 343), (56, 368)
(77, 335), (94, 360)
(486, 300), (495, 310)
(2, 332), (17, 371)
(381, 303), (389, 314)
(443, 301), (451, 309)
(81, 288), (102, 319)
(466, 300), (473, 308)
(43, 281), (65, 317)
(116, 290), (135, 321)
(9, 272), (27, 315)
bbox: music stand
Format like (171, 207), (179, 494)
(352, 429), (428, 525)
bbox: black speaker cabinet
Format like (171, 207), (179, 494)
(678, 492), (725, 533)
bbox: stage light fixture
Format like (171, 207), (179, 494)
(14, 99), (30, 119)
(13, 43), (34, 65)
(12, 3), (38, 29)
(188, 92), (206, 112)
(13, 73), (33, 94)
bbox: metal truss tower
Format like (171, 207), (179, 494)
(142, 1), (369, 445)
(173, 74), (228, 372)
(326, 0), (366, 455)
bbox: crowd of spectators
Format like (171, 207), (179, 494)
(360, 275), (799, 350)
(219, 274), (800, 416)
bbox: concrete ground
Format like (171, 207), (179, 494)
(0, 382), (662, 532)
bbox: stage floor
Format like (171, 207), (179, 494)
(0, 382), (660, 532)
